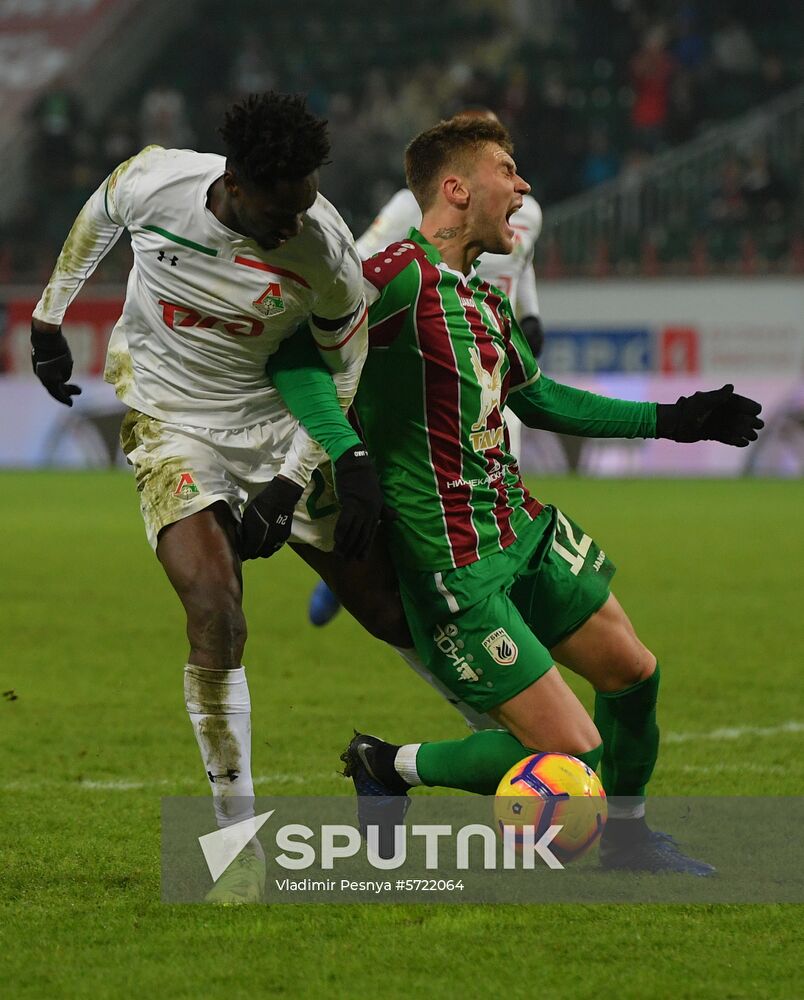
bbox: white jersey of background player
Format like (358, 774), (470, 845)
(358, 186), (542, 317)
(356, 185), (543, 455)
(30, 94), (380, 904)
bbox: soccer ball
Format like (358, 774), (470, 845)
(494, 752), (607, 863)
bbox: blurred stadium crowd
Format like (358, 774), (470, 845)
(1, 0), (802, 280)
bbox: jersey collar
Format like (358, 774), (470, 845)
(407, 227), (480, 281)
(200, 166), (264, 252)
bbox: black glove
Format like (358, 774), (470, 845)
(31, 326), (82, 406)
(519, 315), (544, 358)
(240, 476), (304, 559)
(656, 384), (763, 447)
(333, 445), (385, 560)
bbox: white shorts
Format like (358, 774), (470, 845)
(120, 409), (339, 551)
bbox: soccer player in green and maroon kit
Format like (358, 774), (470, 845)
(258, 116), (762, 873)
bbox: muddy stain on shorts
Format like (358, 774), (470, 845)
(105, 350), (135, 399)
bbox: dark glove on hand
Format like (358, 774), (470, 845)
(31, 326), (82, 406)
(333, 445), (385, 560)
(240, 476), (304, 559)
(519, 315), (544, 358)
(656, 384), (763, 447)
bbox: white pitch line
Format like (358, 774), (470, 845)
(679, 763), (789, 776)
(0, 773), (323, 792)
(77, 773), (318, 791)
(663, 720), (804, 744)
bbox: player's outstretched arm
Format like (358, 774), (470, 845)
(655, 385), (763, 447)
(508, 374), (763, 446)
(30, 152), (147, 405)
(508, 372), (658, 438)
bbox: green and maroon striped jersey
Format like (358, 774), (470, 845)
(354, 230), (545, 573)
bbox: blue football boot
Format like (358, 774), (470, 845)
(341, 732), (411, 860)
(309, 581), (342, 626)
(600, 822), (716, 876)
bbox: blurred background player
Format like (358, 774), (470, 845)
(309, 108), (545, 628)
(30, 92), (385, 904)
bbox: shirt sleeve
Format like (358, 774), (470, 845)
(507, 372), (658, 438)
(501, 299), (541, 391)
(309, 242), (368, 398)
(355, 189), (421, 259)
(268, 328), (363, 482)
(32, 147), (155, 324)
(513, 198), (542, 320)
(276, 243), (369, 485)
(514, 258), (540, 320)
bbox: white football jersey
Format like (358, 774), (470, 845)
(34, 147), (365, 431)
(356, 188), (542, 319)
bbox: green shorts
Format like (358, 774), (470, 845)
(399, 506), (615, 713)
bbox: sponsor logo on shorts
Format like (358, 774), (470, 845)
(482, 628), (518, 666)
(174, 472), (199, 498)
(433, 623), (481, 683)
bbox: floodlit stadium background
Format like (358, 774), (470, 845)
(1, 0), (802, 475)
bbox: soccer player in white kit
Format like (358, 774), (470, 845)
(309, 109), (545, 627)
(30, 93), (391, 902)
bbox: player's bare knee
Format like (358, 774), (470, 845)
(597, 632), (657, 693)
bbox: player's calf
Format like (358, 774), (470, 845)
(184, 596), (248, 669)
(158, 505), (247, 668)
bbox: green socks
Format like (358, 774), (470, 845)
(415, 729), (603, 795)
(594, 663), (660, 798)
(403, 665), (660, 800)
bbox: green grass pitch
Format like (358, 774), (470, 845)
(1, 471), (802, 998)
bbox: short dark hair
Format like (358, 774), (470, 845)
(219, 92), (330, 188)
(405, 117), (513, 211)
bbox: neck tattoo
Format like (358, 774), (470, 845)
(433, 226), (459, 239)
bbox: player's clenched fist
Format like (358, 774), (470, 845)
(333, 445), (385, 561)
(31, 322), (82, 406)
(240, 476), (304, 559)
(656, 384), (764, 447)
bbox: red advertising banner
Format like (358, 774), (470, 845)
(660, 326), (700, 374)
(1, 296), (123, 374)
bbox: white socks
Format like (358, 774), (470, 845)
(184, 663), (255, 829)
(607, 797), (647, 821)
(394, 743), (423, 786)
